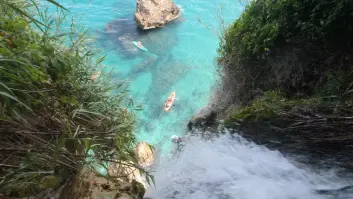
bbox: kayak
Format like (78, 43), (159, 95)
(164, 91), (176, 112)
(132, 41), (148, 52)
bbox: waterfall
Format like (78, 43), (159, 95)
(145, 131), (352, 199)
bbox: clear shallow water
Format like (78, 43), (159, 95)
(45, 0), (244, 155)
(146, 132), (353, 199)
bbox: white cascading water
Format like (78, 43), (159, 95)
(145, 130), (352, 199)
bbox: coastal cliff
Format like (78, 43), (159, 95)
(191, 0), (353, 168)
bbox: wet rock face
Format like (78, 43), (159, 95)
(187, 106), (217, 131)
(134, 0), (180, 30)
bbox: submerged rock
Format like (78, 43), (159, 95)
(97, 15), (179, 61)
(140, 58), (189, 118)
(134, 0), (181, 30)
(127, 55), (158, 77)
(150, 60), (188, 93)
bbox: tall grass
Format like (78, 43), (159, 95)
(0, 0), (149, 197)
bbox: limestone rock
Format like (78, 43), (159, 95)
(108, 161), (148, 189)
(107, 142), (156, 191)
(134, 0), (180, 30)
(59, 167), (146, 199)
(133, 142), (155, 167)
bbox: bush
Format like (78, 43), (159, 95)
(228, 90), (321, 124)
(219, 0), (353, 60)
(217, 0), (353, 106)
(0, 1), (146, 197)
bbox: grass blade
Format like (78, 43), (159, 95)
(0, 91), (32, 111)
(45, 0), (69, 12)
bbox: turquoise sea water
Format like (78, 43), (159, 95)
(47, 0), (244, 156)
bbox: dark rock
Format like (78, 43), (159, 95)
(119, 183), (131, 192)
(131, 179), (146, 199)
(187, 106), (217, 131)
(315, 185), (353, 195)
(116, 193), (133, 199)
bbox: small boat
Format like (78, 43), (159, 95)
(164, 91), (176, 112)
(132, 41), (148, 52)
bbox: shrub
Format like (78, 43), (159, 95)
(229, 90), (321, 123)
(216, 0), (353, 107)
(0, 0), (146, 197)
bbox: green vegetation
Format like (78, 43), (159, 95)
(218, 0), (353, 104)
(225, 90), (353, 152)
(0, 0), (147, 197)
(228, 91), (321, 124)
(219, 0), (353, 59)
(217, 0), (353, 145)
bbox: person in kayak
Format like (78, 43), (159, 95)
(164, 97), (174, 109)
(137, 41), (143, 48)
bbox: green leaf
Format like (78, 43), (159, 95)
(0, 91), (32, 111)
(0, 81), (15, 96)
(45, 0), (69, 12)
(84, 139), (91, 153)
(96, 54), (107, 64)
